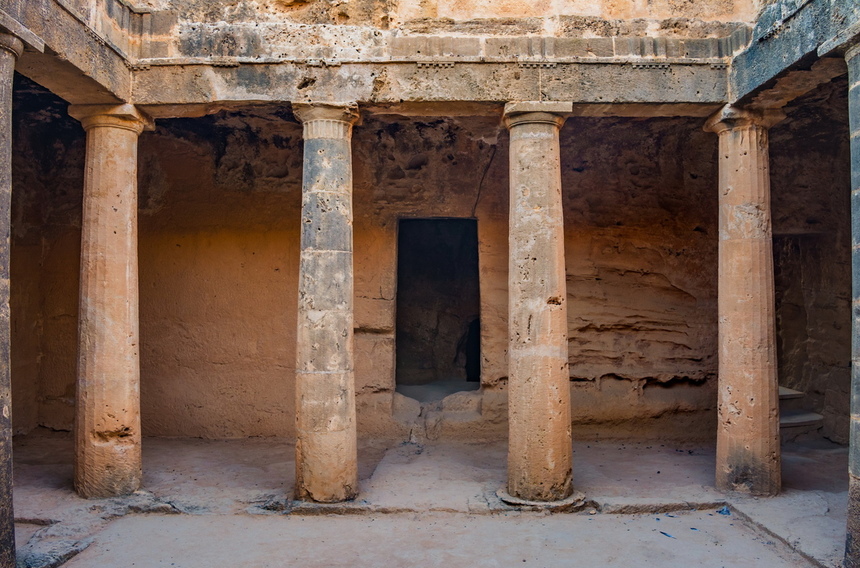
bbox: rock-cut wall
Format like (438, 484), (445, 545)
(8, 67), (851, 442)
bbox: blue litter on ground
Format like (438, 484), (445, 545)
(717, 506), (731, 516)
(660, 531), (676, 539)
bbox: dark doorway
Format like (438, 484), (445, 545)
(395, 219), (481, 402)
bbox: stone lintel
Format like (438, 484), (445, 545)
(0, 8), (43, 53)
(130, 61), (728, 108)
(68, 104), (155, 133)
(703, 104), (786, 134)
(745, 56), (847, 112)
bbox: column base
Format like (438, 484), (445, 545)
(496, 488), (587, 512)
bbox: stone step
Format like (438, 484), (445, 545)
(777, 387), (824, 442)
(780, 409), (824, 443)
(780, 409), (824, 428)
(779, 386), (805, 400)
(779, 386), (810, 412)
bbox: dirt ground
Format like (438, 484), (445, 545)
(11, 431), (848, 567)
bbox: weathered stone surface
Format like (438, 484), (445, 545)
(67, 104), (152, 499)
(131, 61), (729, 110)
(293, 103), (359, 503)
(12, 91), (737, 442)
(0, 30), (20, 568)
(705, 105), (784, 496)
(845, 41), (860, 568)
(504, 103), (572, 502)
(10, 57), (852, 452)
(848, 473), (860, 568)
(767, 75), (851, 445)
(13, 0), (130, 104)
(731, 0), (860, 104)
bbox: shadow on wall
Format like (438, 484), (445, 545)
(395, 218), (481, 401)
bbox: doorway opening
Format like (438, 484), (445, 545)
(395, 218), (481, 403)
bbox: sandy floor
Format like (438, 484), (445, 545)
(11, 431), (848, 568)
(63, 511), (814, 568)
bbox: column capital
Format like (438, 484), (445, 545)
(68, 104), (155, 135)
(293, 103), (359, 124)
(704, 104), (785, 134)
(503, 101), (572, 130)
(293, 103), (359, 140)
(0, 9), (44, 53)
(0, 34), (21, 59)
(847, 41), (860, 63)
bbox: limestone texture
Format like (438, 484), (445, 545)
(845, 42), (860, 568)
(0, 31), (21, 568)
(7, 71), (851, 449)
(504, 102), (573, 502)
(3, 0), (860, 563)
(67, 104), (152, 499)
(293, 103), (359, 503)
(705, 105), (783, 496)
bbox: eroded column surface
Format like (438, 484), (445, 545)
(705, 105), (784, 496)
(0, 32), (22, 568)
(293, 103), (359, 503)
(504, 102), (573, 502)
(845, 42), (860, 568)
(68, 104), (152, 499)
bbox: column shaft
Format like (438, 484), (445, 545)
(705, 105), (783, 496)
(293, 104), (359, 503)
(0, 33), (21, 568)
(504, 103), (573, 502)
(68, 105), (151, 498)
(845, 42), (860, 568)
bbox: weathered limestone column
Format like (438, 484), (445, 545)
(705, 105), (784, 496)
(503, 101), (573, 502)
(0, 31), (22, 568)
(68, 104), (152, 499)
(293, 103), (359, 503)
(845, 41), (860, 568)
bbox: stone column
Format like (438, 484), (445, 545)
(705, 105), (784, 496)
(68, 104), (152, 499)
(293, 103), (359, 503)
(0, 32), (22, 568)
(503, 101), (573, 502)
(845, 41), (860, 568)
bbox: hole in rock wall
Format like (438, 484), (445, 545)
(395, 218), (481, 403)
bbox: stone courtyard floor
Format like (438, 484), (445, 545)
(11, 431), (848, 567)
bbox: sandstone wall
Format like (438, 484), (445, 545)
(144, 0), (760, 36)
(561, 116), (719, 437)
(10, 77), (85, 434)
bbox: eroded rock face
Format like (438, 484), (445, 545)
(149, 0), (760, 29)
